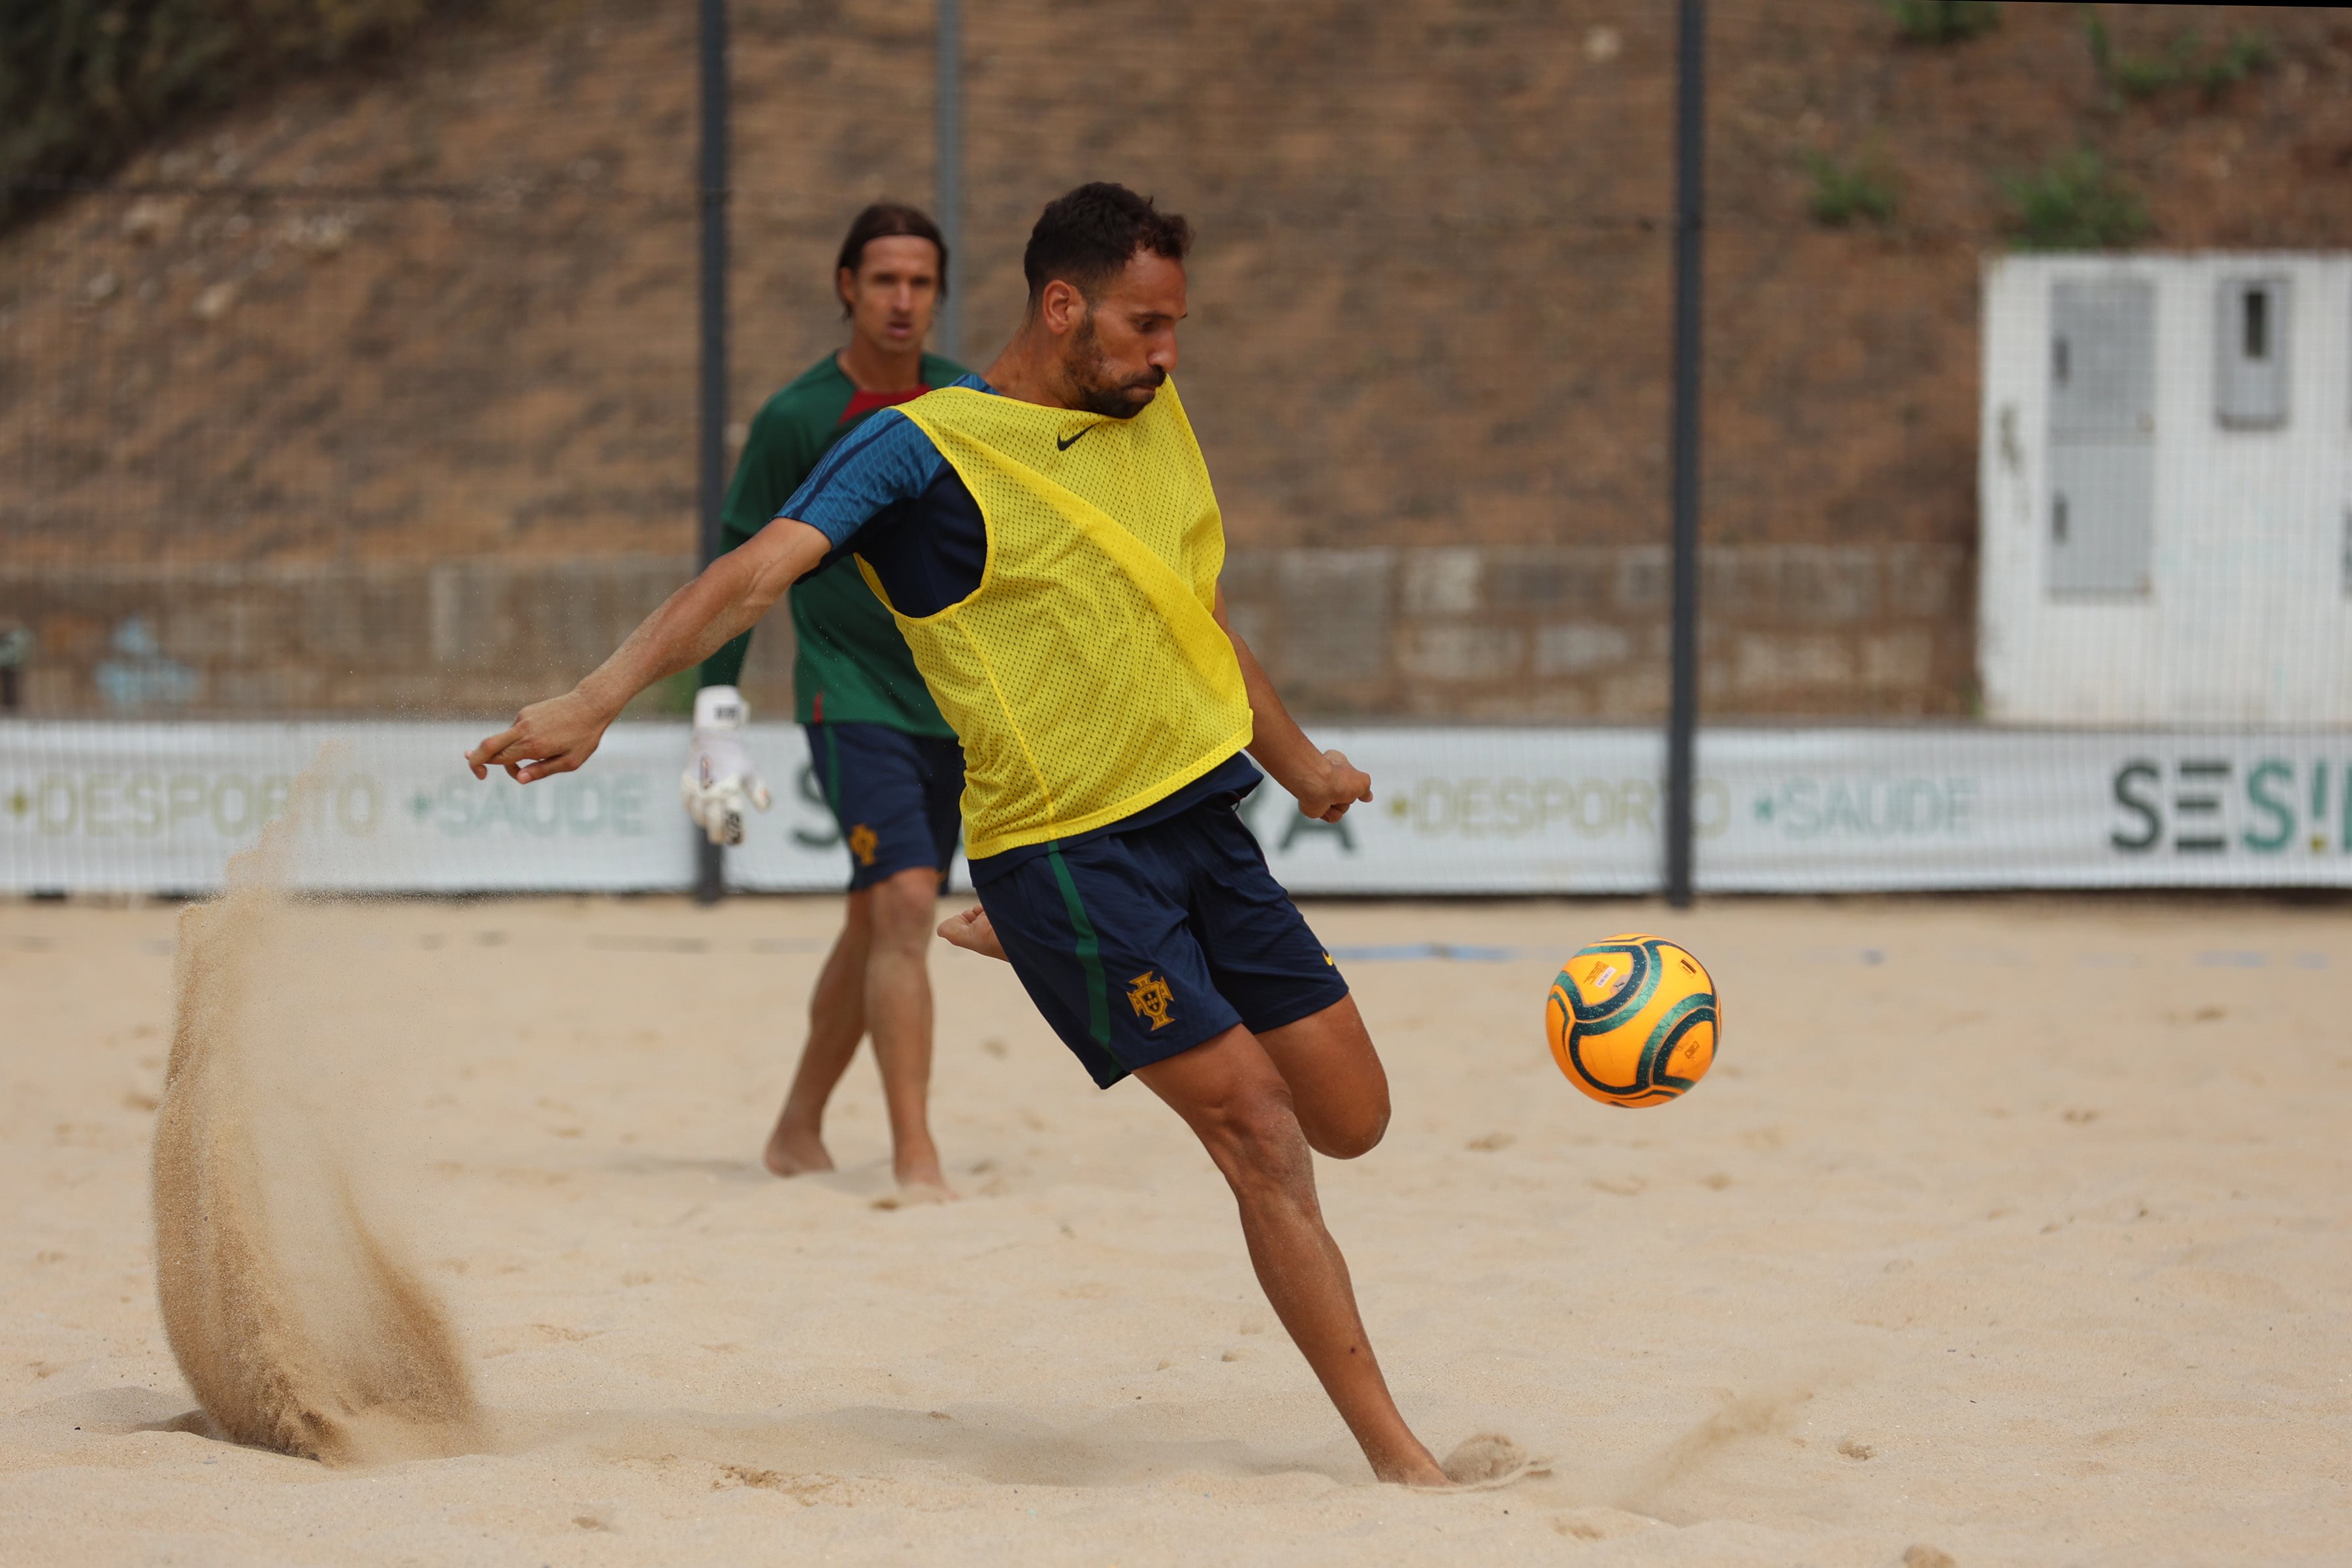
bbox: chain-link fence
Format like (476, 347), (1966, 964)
(2, 2), (709, 717)
(4, 1), (2349, 892)
(1693, 2), (2352, 892)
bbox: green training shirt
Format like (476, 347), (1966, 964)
(698, 350), (968, 735)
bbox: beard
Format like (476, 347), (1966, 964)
(1064, 314), (1166, 419)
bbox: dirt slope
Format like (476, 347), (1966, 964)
(3, 3), (2348, 694)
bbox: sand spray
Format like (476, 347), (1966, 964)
(152, 760), (479, 1463)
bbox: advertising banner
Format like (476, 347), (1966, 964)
(5, 721), (2350, 895)
(1275, 727), (2352, 893)
(0, 723), (695, 894)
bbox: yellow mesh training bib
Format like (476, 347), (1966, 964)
(868, 379), (1253, 860)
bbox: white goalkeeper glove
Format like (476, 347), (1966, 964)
(680, 685), (772, 847)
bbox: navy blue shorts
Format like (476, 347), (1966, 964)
(803, 723), (964, 892)
(975, 791), (1350, 1088)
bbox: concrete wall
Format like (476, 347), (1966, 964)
(1, 542), (1969, 722)
(1222, 542), (1969, 719)
(0, 558), (720, 717)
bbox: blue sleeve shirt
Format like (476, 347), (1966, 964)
(777, 371), (992, 619)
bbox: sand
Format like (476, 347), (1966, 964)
(2, 890), (2347, 1565)
(153, 864), (478, 1463)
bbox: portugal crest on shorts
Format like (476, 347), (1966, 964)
(1126, 970), (1175, 1031)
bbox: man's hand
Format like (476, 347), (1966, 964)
(1290, 748), (1373, 823)
(462, 517), (831, 791)
(466, 689), (617, 784)
(679, 685), (772, 846)
(936, 905), (1007, 961)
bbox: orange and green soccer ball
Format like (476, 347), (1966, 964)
(1546, 933), (1720, 1107)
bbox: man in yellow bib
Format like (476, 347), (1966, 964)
(466, 184), (1453, 1486)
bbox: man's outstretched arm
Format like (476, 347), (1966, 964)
(466, 518), (833, 783)
(1213, 589), (1371, 824)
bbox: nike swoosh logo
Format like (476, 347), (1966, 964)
(1056, 426), (1096, 452)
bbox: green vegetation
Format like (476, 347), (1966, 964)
(2083, 8), (2116, 85)
(1, 2), (449, 226)
(2084, 10), (2275, 105)
(2112, 36), (2198, 101)
(2192, 30), (2276, 100)
(1804, 149), (1901, 227)
(1999, 149), (2150, 250)
(1882, 1), (2001, 45)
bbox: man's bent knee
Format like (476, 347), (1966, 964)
(1201, 1087), (1316, 1201)
(1292, 1055), (1390, 1160)
(840, 885), (875, 935)
(1258, 998), (1391, 1161)
(868, 866), (940, 953)
(1301, 1096), (1389, 1162)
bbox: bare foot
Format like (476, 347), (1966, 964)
(1375, 1450), (1454, 1487)
(870, 1180), (956, 1210)
(935, 905), (1007, 961)
(879, 1140), (957, 1204)
(762, 1116), (834, 1179)
(894, 1148), (956, 1195)
(1411, 1433), (1550, 1491)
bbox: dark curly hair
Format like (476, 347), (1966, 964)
(834, 201), (949, 319)
(1021, 182), (1192, 306)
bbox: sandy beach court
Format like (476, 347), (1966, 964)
(3, 890), (2346, 1565)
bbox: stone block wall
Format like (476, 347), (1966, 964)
(0, 542), (1970, 722)
(1222, 540), (1970, 719)
(0, 557), (734, 718)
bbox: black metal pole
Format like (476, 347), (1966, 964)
(934, 0), (963, 363)
(694, 0), (730, 905)
(1663, 0), (1706, 909)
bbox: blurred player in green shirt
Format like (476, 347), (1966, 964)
(683, 203), (968, 1198)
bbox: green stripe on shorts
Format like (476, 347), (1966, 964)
(1046, 843), (1111, 1049)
